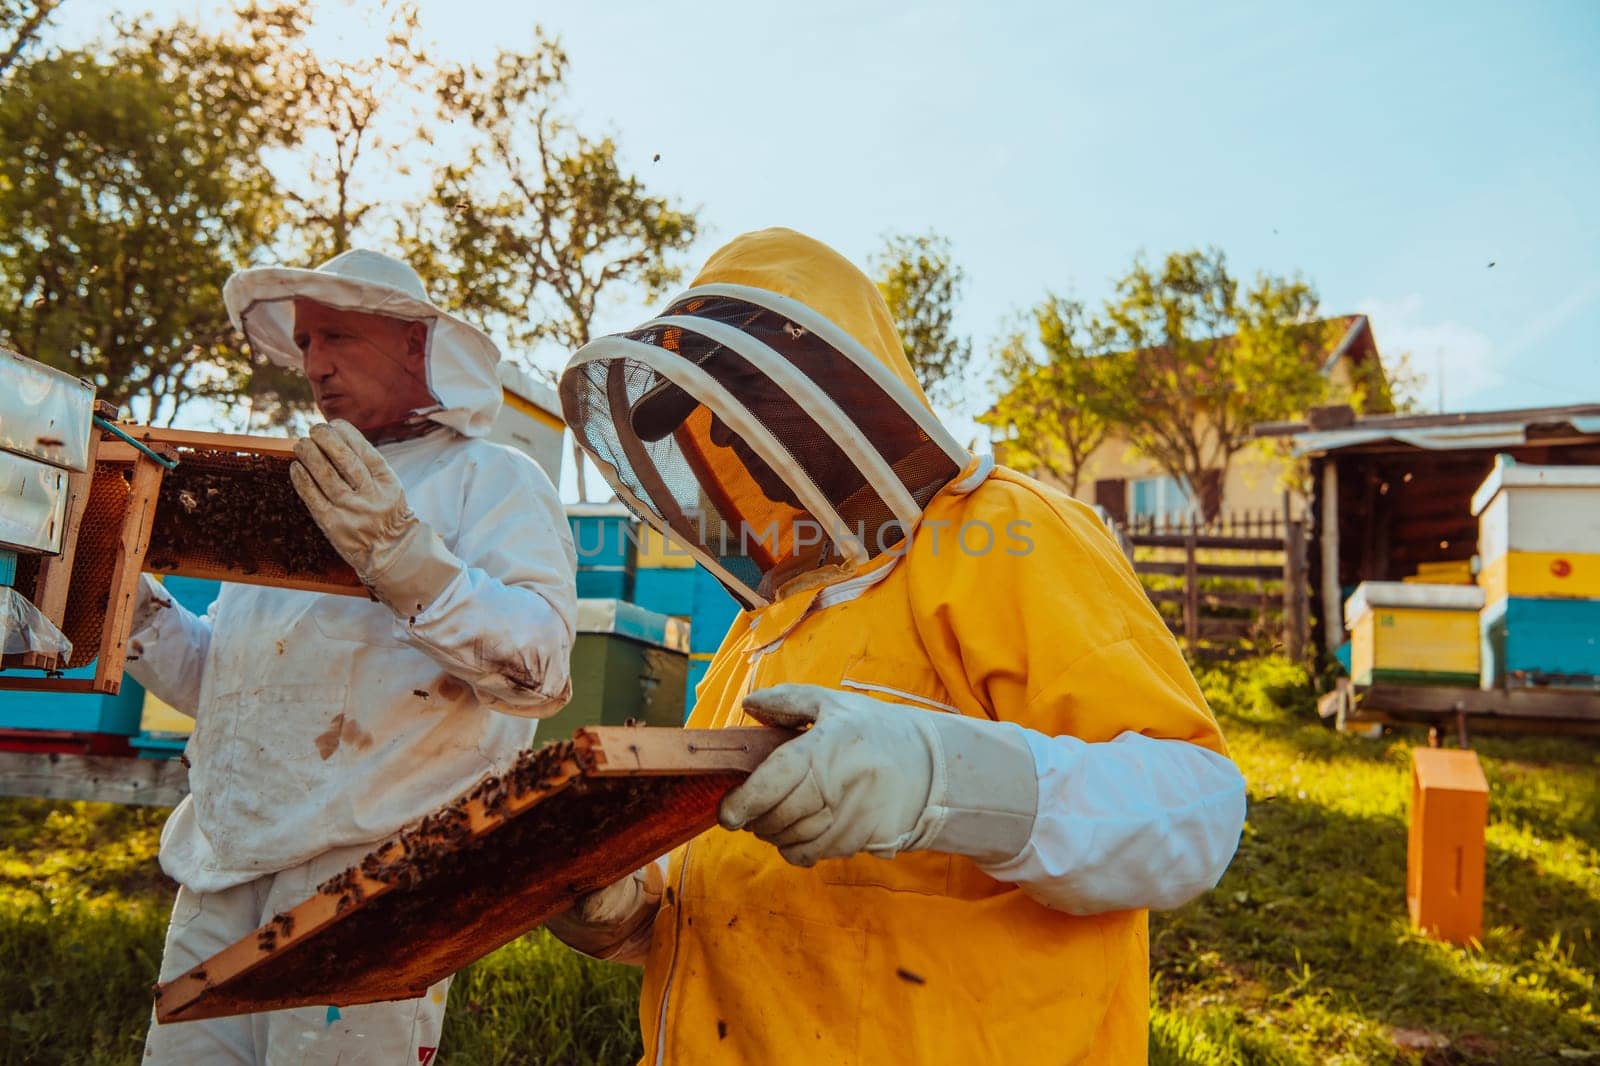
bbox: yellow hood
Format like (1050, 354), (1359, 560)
(690, 228), (932, 406)
(559, 227), (973, 609)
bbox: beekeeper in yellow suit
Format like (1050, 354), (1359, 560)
(552, 228), (1246, 1064)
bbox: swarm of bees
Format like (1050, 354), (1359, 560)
(146, 450), (346, 578)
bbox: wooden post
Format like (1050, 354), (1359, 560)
(91, 454), (165, 694)
(1284, 518), (1307, 662)
(1320, 460), (1342, 653)
(1407, 748), (1488, 945)
(1183, 527), (1199, 654)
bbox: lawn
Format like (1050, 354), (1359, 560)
(2, 656), (1596, 1064)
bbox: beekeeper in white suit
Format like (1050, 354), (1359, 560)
(133, 249), (578, 1065)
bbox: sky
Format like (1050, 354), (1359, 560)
(53, 0), (1600, 468)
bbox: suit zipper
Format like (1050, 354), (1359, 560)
(649, 637), (772, 1065)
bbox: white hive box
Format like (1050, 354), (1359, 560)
(489, 363), (564, 483)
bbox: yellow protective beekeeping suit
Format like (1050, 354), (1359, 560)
(563, 229), (1228, 1064)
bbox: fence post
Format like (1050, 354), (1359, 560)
(1183, 526), (1199, 654)
(1283, 518), (1307, 662)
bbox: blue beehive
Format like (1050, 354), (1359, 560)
(0, 665), (148, 736)
(1481, 597), (1600, 690)
(567, 505), (636, 601)
(686, 565), (742, 714)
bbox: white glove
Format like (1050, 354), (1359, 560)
(289, 420), (461, 615)
(544, 861), (664, 964)
(131, 573), (176, 633)
(720, 684), (1039, 868)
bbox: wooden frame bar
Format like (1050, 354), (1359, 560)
(111, 424), (299, 457)
(89, 453), (165, 694)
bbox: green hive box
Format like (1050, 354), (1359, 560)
(537, 598), (689, 738)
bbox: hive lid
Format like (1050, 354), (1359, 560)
(1471, 454), (1600, 516)
(1345, 581), (1486, 626)
(0, 348), (95, 472)
(154, 725), (790, 1023)
(577, 597), (689, 651)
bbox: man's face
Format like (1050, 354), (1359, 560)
(708, 413), (805, 509)
(292, 299), (434, 432)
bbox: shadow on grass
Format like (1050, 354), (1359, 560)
(1153, 793), (1600, 1062)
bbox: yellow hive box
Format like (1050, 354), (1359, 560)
(1403, 559), (1474, 585)
(1345, 582), (1485, 687)
(1477, 550), (1600, 607)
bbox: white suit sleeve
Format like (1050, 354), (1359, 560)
(124, 573), (215, 720)
(394, 451), (578, 715)
(979, 730), (1246, 915)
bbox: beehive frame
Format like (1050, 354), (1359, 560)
(155, 725), (790, 1023)
(1, 424), (167, 691)
(0, 423), (360, 695)
(127, 427), (361, 596)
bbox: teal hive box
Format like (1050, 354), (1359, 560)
(634, 566), (695, 618)
(568, 507), (636, 602)
(0, 662), (147, 735)
(1481, 597), (1600, 690)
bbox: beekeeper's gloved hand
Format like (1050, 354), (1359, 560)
(290, 420), (460, 616)
(721, 684), (1039, 868)
(545, 862), (664, 964)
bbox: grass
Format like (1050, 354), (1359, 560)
(1151, 657), (1600, 1065)
(1, 656), (1596, 1063)
(0, 799), (641, 1066)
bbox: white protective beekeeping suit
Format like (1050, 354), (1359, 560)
(135, 250), (577, 1065)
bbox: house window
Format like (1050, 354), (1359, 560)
(1129, 475), (1198, 524)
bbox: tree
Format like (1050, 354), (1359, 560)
(1089, 249), (1338, 522)
(872, 231), (971, 406)
(241, 0), (428, 263)
(0, 0), (61, 78)
(0, 19), (292, 422)
(981, 297), (1109, 497)
(409, 32), (698, 498)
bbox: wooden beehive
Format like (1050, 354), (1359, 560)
(155, 725), (790, 1023)
(1, 424), (360, 695)
(3, 422), (165, 690)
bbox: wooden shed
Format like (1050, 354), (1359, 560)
(1253, 403), (1600, 657)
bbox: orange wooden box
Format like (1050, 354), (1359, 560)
(1406, 748), (1489, 945)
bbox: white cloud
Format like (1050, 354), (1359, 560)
(1356, 294), (1501, 411)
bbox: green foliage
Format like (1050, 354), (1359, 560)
(982, 296), (1109, 495)
(1154, 656), (1600, 1063)
(0, 0), (60, 77)
(871, 230), (971, 405)
(1093, 249), (1339, 520)
(412, 33), (698, 359)
(0, 18), (289, 421)
(442, 931), (642, 1065)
